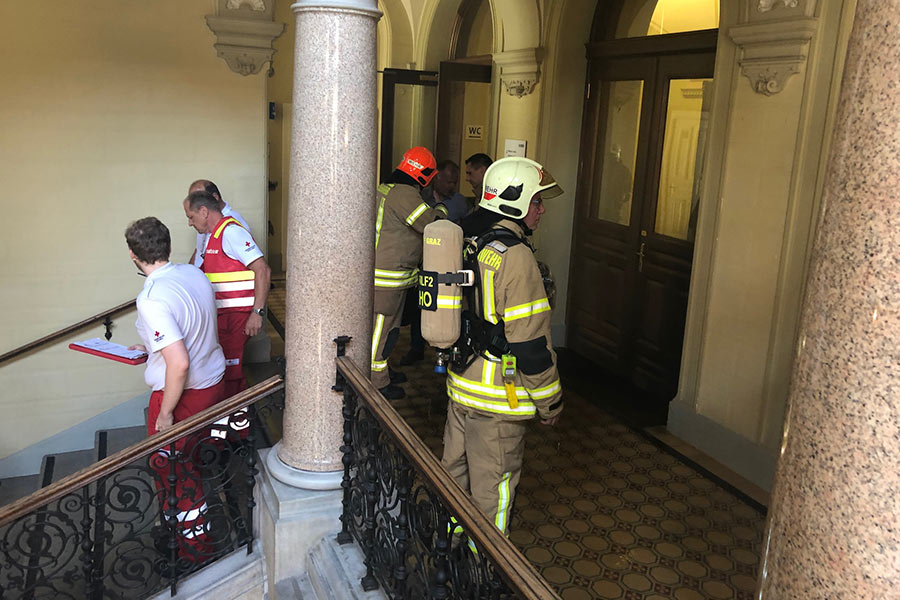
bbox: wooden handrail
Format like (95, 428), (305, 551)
(336, 356), (562, 600)
(0, 375), (284, 528)
(0, 298), (137, 365)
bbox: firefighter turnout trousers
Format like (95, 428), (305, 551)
(441, 402), (526, 535)
(370, 288), (406, 389)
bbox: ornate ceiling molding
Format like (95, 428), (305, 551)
(729, 17), (818, 96)
(206, 0), (286, 76)
(493, 48), (544, 99)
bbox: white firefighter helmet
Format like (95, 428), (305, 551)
(479, 157), (563, 219)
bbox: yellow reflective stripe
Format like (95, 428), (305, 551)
(481, 360), (495, 386)
(448, 370), (560, 400)
(375, 196), (386, 249)
(372, 360), (388, 371)
(483, 269), (497, 324)
(374, 276), (417, 288)
(436, 295), (461, 308)
(504, 299), (551, 322)
(436, 204), (448, 216)
(447, 387), (536, 416)
(405, 202), (429, 226)
(206, 270), (255, 283)
(213, 217), (243, 239)
(496, 472), (511, 532)
(374, 269), (417, 279)
(371, 314), (385, 369)
(526, 379), (562, 399)
(450, 371), (533, 399)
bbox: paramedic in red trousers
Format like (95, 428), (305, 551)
(125, 216), (226, 563)
(186, 179), (251, 268)
(183, 191), (271, 398)
(372, 146), (447, 399)
(441, 157), (564, 540)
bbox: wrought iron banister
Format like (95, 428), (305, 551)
(0, 375), (284, 599)
(0, 298), (137, 366)
(335, 354), (562, 599)
(0, 375), (282, 528)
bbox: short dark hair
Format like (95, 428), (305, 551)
(186, 190), (221, 213)
(437, 159), (459, 172)
(125, 217), (171, 264)
(465, 153), (493, 169)
(201, 180), (221, 200)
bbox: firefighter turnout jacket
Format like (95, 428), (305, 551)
(371, 182), (447, 388)
(447, 219), (563, 421)
(374, 182), (448, 292)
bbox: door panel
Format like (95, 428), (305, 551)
(568, 46), (715, 399)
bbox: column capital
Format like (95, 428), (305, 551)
(494, 47), (544, 99)
(728, 17), (818, 95)
(291, 0), (381, 18)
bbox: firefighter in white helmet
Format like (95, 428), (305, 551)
(441, 156), (564, 537)
(372, 147), (448, 399)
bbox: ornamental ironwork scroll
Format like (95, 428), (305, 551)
(335, 351), (561, 600)
(0, 380), (285, 599)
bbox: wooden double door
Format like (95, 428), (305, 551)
(567, 32), (716, 399)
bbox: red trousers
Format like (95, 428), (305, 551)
(148, 381), (225, 562)
(218, 311), (250, 399)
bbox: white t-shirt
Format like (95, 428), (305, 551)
(193, 202), (250, 267)
(135, 263), (225, 391)
(220, 222), (264, 266)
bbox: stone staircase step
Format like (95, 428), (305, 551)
(0, 473), (41, 507)
(101, 425), (146, 456)
(306, 537), (386, 600)
(45, 447), (99, 483)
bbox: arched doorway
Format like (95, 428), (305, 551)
(567, 0), (718, 400)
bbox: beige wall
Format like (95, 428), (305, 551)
(671, 0), (856, 489)
(0, 0), (267, 462)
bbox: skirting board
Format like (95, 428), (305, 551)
(0, 391), (150, 478)
(667, 401), (778, 493)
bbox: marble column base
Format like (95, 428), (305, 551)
(257, 448), (344, 592)
(267, 441), (343, 490)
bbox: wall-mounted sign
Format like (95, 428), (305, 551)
(465, 125), (483, 140)
(504, 139), (527, 157)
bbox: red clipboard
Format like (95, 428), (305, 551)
(69, 340), (148, 365)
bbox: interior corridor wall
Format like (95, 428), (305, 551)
(0, 1), (267, 465)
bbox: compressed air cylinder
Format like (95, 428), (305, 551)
(420, 220), (463, 349)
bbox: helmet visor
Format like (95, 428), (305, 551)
(537, 167), (563, 199)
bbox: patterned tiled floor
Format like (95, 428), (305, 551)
(266, 286), (766, 598)
(392, 343), (765, 600)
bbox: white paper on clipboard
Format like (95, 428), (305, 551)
(73, 338), (148, 360)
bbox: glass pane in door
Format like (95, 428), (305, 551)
(392, 83), (437, 168)
(593, 80), (643, 225)
(654, 78), (712, 241)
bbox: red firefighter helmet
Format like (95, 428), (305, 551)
(397, 147), (437, 186)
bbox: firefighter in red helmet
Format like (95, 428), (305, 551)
(371, 147), (447, 398)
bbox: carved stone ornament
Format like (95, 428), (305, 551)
(728, 17), (817, 96)
(206, 0), (285, 76)
(493, 48), (543, 99)
(758, 0), (799, 11)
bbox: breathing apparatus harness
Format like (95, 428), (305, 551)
(452, 225), (529, 371)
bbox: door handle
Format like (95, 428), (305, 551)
(636, 242), (646, 272)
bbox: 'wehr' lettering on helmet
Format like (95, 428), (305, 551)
(407, 158), (425, 170)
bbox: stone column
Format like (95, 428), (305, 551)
(758, 3), (900, 597)
(267, 0), (380, 490)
